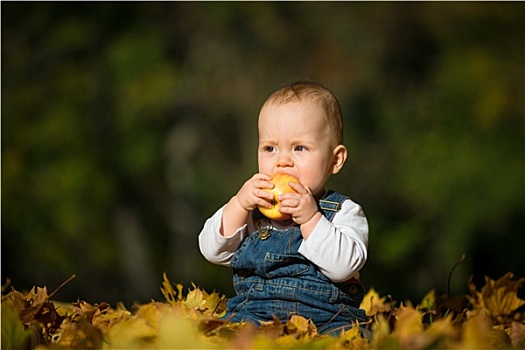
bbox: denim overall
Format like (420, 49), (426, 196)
(223, 191), (367, 334)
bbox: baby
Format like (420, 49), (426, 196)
(199, 81), (369, 335)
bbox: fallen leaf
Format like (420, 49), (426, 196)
(454, 311), (511, 349)
(393, 303), (423, 347)
(360, 288), (393, 316)
(510, 320), (525, 349)
(1, 301), (30, 350)
(468, 273), (525, 320)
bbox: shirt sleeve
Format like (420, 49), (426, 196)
(198, 205), (249, 266)
(298, 199), (369, 282)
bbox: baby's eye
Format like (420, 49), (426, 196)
(294, 145), (308, 152)
(262, 145), (275, 152)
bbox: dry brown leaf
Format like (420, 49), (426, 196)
(468, 273), (525, 320)
(3, 272), (523, 350)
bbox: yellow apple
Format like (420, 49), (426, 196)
(257, 173), (298, 221)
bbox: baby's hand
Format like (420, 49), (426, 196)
(278, 182), (319, 225)
(235, 173), (275, 212)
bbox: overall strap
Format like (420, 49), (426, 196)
(318, 190), (348, 222)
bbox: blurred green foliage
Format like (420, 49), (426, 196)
(2, 2), (523, 306)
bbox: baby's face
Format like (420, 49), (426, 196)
(257, 100), (338, 198)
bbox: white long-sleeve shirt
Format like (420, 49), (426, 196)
(198, 197), (368, 282)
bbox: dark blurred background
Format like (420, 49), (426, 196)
(2, 2), (524, 307)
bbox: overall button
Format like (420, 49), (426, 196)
(348, 285), (359, 295)
(258, 226), (271, 240)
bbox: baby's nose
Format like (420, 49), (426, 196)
(276, 152), (293, 167)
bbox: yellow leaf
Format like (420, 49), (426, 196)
(419, 289), (436, 310)
(176, 283), (184, 301)
(105, 315), (158, 349)
(1, 301), (30, 350)
(92, 304), (132, 335)
(275, 334), (302, 348)
(104, 302), (213, 349)
(288, 315), (309, 332)
(360, 288), (393, 316)
(425, 313), (457, 339)
(202, 290), (226, 316)
(454, 311), (511, 349)
(370, 314), (400, 349)
(183, 287), (205, 310)
(154, 312), (214, 349)
(285, 315), (317, 338)
(393, 303), (423, 345)
(160, 272), (178, 306)
(468, 273), (525, 318)
(340, 326), (369, 350)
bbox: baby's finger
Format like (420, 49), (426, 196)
(278, 192), (298, 202)
(255, 197), (273, 209)
(256, 188), (274, 201)
(288, 181), (308, 194)
(255, 179), (274, 190)
(254, 172), (272, 182)
(279, 196), (299, 209)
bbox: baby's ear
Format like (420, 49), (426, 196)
(331, 145), (347, 174)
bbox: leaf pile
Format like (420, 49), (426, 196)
(2, 272), (524, 349)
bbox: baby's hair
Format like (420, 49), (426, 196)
(263, 81), (344, 146)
